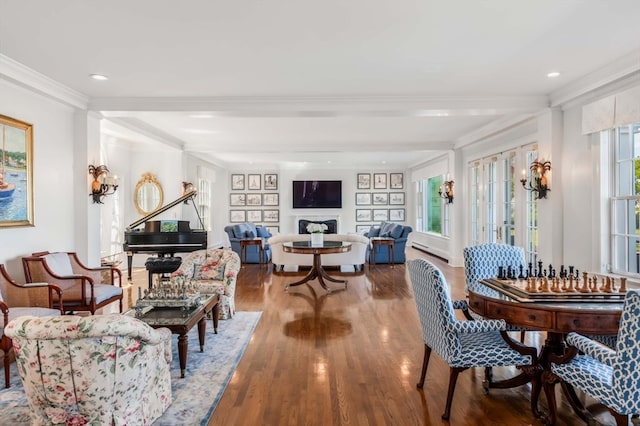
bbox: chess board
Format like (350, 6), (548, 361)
(481, 276), (627, 303)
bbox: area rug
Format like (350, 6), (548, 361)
(0, 311), (262, 425)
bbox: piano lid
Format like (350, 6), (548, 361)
(126, 190), (203, 231)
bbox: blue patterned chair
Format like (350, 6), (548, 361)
(463, 243), (526, 294)
(407, 258), (538, 420)
(544, 289), (640, 426)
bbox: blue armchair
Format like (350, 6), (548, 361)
(365, 222), (412, 264)
(224, 223), (272, 264)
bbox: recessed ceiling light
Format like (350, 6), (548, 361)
(189, 113), (214, 119)
(547, 71), (560, 78)
(184, 129), (218, 135)
(89, 74), (109, 81)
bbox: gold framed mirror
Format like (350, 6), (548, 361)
(134, 173), (164, 215)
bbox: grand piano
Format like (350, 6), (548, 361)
(123, 190), (207, 279)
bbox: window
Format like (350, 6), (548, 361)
(523, 149), (539, 263)
(197, 177), (211, 231)
(415, 175), (449, 237)
(610, 121), (640, 276)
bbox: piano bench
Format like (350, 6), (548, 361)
(145, 257), (182, 289)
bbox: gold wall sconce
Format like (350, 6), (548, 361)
(520, 160), (551, 199)
(88, 164), (118, 204)
(439, 179), (454, 204)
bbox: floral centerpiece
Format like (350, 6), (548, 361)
(307, 223), (328, 234)
(307, 223), (328, 247)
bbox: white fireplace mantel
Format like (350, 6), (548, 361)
(293, 214), (342, 234)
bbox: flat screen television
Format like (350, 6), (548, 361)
(292, 180), (342, 209)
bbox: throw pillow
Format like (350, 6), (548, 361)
(232, 224), (244, 239)
(194, 260), (226, 281)
(256, 227), (270, 238)
(245, 230), (256, 238)
(368, 226), (381, 237)
(389, 223), (403, 239)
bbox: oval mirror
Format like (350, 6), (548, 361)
(134, 173), (164, 215)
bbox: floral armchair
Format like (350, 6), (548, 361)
(170, 248), (240, 319)
(5, 314), (172, 425)
(22, 251), (123, 314)
(0, 264), (63, 388)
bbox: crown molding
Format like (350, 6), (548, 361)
(0, 54), (88, 109)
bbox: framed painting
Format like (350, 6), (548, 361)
(373, 209), (388, 221)
(248, 174), (261, 190)
(229, 210), (246, 223)
(357, 173), (371, 190)
(264, 174), (278, 190)
(247, 210), (262, 223)
(355, 192), (371, 205)
(231, 174), (245, 190)
(389, 192), (405, 205)
(246, 193), (262, 206)
(229, 193), (246, 206)
(372, 192), (388, 205)
(356, 225), (372, 233)
(263, 193), (279, 206)
(390, 173), (404, 189)
(356, 209), (372, 222)
(373, 173), (387, 189)
(389, 208), (405, 221)
(264, 225), (279, 234)
(0, 115), (34, 227)
(263, 209), (279, 222)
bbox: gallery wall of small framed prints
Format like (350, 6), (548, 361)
(229, 172), (280, 233)
(355, 172), (406, 232)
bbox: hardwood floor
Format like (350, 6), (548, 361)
(134, 248), (614, 425)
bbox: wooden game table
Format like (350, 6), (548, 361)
(468, 281), (623, 424)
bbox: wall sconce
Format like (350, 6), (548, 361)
(439, 180), (454, 204)
(88, 164), (118, 204)
(520, 160), (551, 199)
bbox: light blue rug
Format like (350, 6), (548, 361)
(0, 311), (262, 425)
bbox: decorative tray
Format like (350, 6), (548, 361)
(136, 293), (202, 309)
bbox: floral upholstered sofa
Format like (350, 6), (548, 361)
(5, 314), (172, 425)
(170, 248), (240, 319)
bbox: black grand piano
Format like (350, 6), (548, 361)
(123, 190), (207, 279)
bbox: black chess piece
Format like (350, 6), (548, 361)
(497, 266), (505, 279)
(527, 262), (533, 278)
(518, 264), (525, 279)
(537, 261), (544, 278)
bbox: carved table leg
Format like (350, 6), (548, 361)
(177, 333), (188, 378)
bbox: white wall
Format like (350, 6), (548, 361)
(0, 79), (77, 280)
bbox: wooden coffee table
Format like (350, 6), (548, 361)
(125, 293), (220, 377)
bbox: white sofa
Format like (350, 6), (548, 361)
(269, 233), (369, 271)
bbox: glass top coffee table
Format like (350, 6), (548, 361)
(124, 293), (220, 377)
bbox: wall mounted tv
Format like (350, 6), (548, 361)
(292, 180), (342, 209)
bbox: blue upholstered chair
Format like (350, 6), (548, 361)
(407, 258), (537, 420)
(224, 223), (272, 264)
(544, 289), (640, 426)
(365, 221), (412, 264)
(463, 243), (526, 294)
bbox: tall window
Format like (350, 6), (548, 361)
(416, 175), (448, 237)
(197, 177), (211, 231)
(470, 163), (481, 245)
(611, 121), (640, 276)
(523, 149), (539, 263)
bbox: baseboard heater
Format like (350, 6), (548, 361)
(412, 242), (449, 263)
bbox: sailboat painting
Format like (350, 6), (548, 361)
(0, 114), (33, 227)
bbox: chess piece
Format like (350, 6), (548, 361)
(518, 264), (525, 279)
(620, 277), (627, 293)
(537, 261), (544, 278)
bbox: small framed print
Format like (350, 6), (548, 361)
(230, 193), (246, 206)
(231, 174), (245, 190)
(264, 174), (278, 190)
(247, 210), (262, 223)
(263, 209), (280, 222)
(373, 173), (387, 189)
(246, 193), (262, 206)
(357, 173), (371, 189)
(372, 192), (388, 205)
(264, 225), (279, 234)
(263, 193), (279, 206)
(355, 192), (372, 205)
(248, 174), (261, 190)
(390, 173), (404, 189)
(373, 209), (389, 221)
(356, 209), (372, 222)
(389, 192), (405, 205)
(389, 208), (405, 221)
(356, 225), (372, 233)
(230, 210), (246, 223)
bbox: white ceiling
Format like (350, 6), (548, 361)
(1, 0), (639, 169)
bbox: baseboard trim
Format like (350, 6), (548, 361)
(411, 243), (449, 263)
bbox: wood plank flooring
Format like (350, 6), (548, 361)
(134, 248), (616, 425)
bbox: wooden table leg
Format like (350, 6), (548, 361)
(177, 333), (188, 378)
(198, 316), (206, 352)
